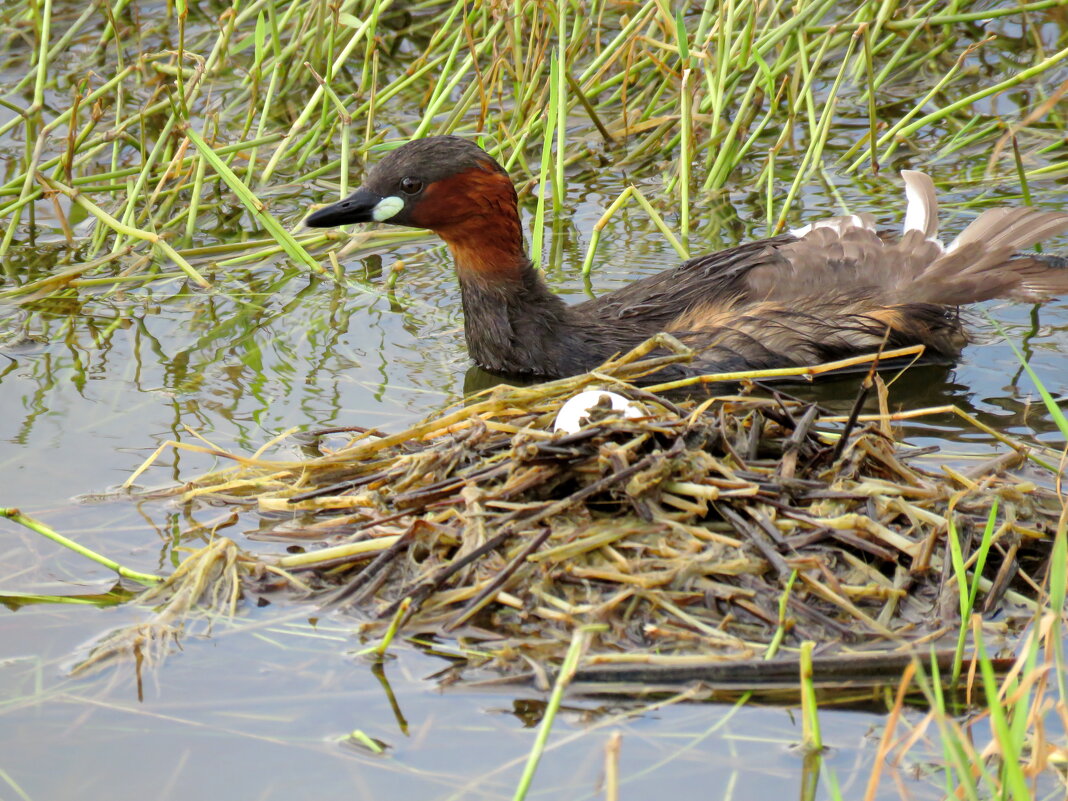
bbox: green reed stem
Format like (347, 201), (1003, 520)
(1, 508), (162, 586)
(512, 626), (599, 801)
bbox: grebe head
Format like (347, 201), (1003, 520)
(305, 136), (515, 232)
(306, 136), (528, 284)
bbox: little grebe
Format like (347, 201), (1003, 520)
(306, 136), (1068, 378)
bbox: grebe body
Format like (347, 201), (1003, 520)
(306, 136), (1068, 379)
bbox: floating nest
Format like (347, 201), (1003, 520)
(134, 340), (1063, 691)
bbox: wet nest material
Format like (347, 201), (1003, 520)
(145, 344), (1064, 680)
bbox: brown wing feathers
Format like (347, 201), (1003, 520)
(668, 296), (968, 368)
(663, 173), (1068, 370)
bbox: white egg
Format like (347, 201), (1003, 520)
(553, 390), (644, 434)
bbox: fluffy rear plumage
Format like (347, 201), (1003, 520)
(580, 172), (1068, 373)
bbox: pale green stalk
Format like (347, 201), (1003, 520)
(799, 641), (822, 751)
(948, 500), (998, 685)
(852, 43), (1068, 172)
(1, 508), (162, 586)
(512, 627), (597, 801)
(259, 3), (393, 183)
(774, 29), (859, 231)
(184, 126), (322, 273)
(553, 0), (567, 215)
(413, 18), (506, 139)
(630, 187), (687, 258)
(679, 66), (692, 242)
(0, 0), (52, 264)
(974, 630), (1030, 801)
(185, 155), (208, 243)
(581, 186), (632, 275)
(38, 174), (209, 286)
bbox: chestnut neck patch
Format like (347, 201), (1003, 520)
(410, 166), (528, 283)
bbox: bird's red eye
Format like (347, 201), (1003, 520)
(400, 177), (423, 194)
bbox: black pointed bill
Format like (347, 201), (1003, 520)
(305, 187), (404, 228)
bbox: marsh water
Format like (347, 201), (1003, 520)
(3, 4), (1068, 800)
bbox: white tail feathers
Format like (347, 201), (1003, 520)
(900, 170), (939, 239)
(790, 171), (939, 241)
(791, 170), (1068, 263)
(790, 213), (874, 238)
